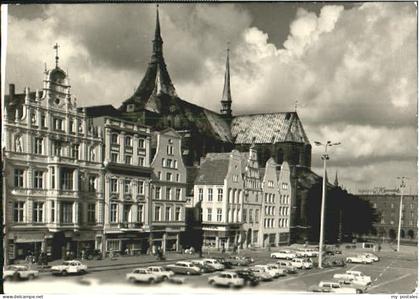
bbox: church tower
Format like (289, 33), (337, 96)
(220, 47), (233, 119)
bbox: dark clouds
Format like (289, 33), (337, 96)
(4, 2), (417, 193)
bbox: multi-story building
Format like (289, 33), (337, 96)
(259, 159), (291, 247)
(89, 115), (152, 255)
(3, 61), (104, 263)
(150, 128), (187, 253)
(195, 150), (244, 249)
(357, 189), (417, 242)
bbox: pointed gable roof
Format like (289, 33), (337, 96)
(195, 152), (232, 185)
(230, 112), (310, 145)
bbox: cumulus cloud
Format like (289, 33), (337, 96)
(4, 2), (417, 192)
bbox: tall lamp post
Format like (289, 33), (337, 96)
(396, 176), (407, 252)
(314, 140), (340, 269)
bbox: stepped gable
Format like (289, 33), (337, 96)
(231, 112), (310, 145)
(195, 152), (231, 185)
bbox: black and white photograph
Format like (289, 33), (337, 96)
(1, 1), (418, 296)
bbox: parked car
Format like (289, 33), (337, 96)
(270, 250), (296, 260)
(202, 258), (225, 271)
(291, 258), (313, 269)
(146, 266), (175, 280)
(3, 265), (39, 281)
(208, 271), (245, 288)
(253, 265), (281, 278)
(166, 261), (201, 275)
(333, 270), (372, 286)
(191, 260), (216, 273)
(234, 269), (261, 286)
(295, 248), (318, 257)
(51, 260), (87, 276)
(126, 268), (163, 283)
(266, 264), (287, 277)
(360, 253), (379, 262)
(308, 281), (361, 293)
(248, 267), (274, 281)
(345, 255), (373, 264)
(276, 260), (298, 274)
(225, 255), (251, 266)
(209, 257), (235, 269)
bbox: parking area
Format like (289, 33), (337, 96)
(4, 245), (417, 294)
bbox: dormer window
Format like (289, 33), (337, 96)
(127, 104), (135, 112)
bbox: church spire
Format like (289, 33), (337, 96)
(220, 45), (232, 119)
(152, 4), (163, 60)
(334, 170), (339, 187)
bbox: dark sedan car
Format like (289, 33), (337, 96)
(234, 269), (261, 286)
(210, 257), (235, 269)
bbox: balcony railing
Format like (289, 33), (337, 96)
(119, 222), (144, 229)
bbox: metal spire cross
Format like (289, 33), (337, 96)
(53, 43), (60, 67)
(294, 100), (298, 112)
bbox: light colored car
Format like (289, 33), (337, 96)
(202, 258), (225, 271)
(253, 265), (280, 278)
(296, 248), (318, 257)
(291, 258), (313, 269)
(147, 266), (175, 280)
(266, 264), (287, 277)
(248, 267), (274, 281)
(346, 255), (373, 264)
(276, 260), (298, 274)
(270, 250), (296, 260)
(126, 268), (163, 283)
(51, 260), (87, 276)
(309, 281), (360, 293)
(208, 271), (245, 288)
(166, 261), (201, 275)
(360, 253), (379, 262)
(333, 270), (372, 286)
(3, 265), (39, 280)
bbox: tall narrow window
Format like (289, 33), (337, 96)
(34, 171), (44, 189)
(61, 202), (73, 224)
(51, 201), (55, 222)
(154, 206), (161, 221)
(165, 207), (171, 221)
(124, 179), (131, 194)
(125, 155), (132, 165)
(34, 137), (43, 154)
(218, 189), (223, 201)
(33, 202), (44, 223)
(110, 203), (117, 223)
(175, 207), (181, 221)
(111, 152), (118, 162)
(166, 187), (172, 200)
(60, 168), (73, 190)
(217, 209), (222, 222)
(87, 204), (96, 223)
(41, 113), (46, 128)
(137, 181), (144, 194)
(138, 157), (144, 166)
(207, 208), (212, 222)
(155, 186), (161, 199)
(53, 141), (61, 156)
(110, 178), (118, 193)
(208, 188), (213, 201)
(88, 176), (96, 192)
(198, 188), (203, 201)
(14, 169), (24, 188)
(125, 136), (132, 146)
(138, 205), (144, 222)
(71, 145), (79, 160)
(111, 133), (119, 144)
(176, 189), (181, 201)
(14, 202), (24, 222)
(138, 139), (145, 148)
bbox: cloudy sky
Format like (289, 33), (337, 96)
(3, 2), (417, 193)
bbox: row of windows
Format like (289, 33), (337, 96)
(14, 168), (98, 192)
(29, 112), (83, 134)
(198, 188), (224, 202)
(156, 171), (181, 182)
(110, 204), (182, 223)
(241, 208), (260, 224)
(13, 201), (95, 224)
(207, 208), (223, 222)
(110, 179), (144, 195)
(264, 218), (275, 228)
(373, 202), (416, 210)
(110, 152), (145, 166)
(154, 186), (183, 201)
(162, 158), (178, 169)
(111, 134), (146, 148)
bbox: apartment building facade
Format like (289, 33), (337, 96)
(3, 64), (104, 263)
(150, 128), (187, 253)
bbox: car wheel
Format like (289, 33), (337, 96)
(209, 280), (215, 285)
(357, 289), (363, 294)
(62, 270), (68, 276)
(129, 277), (136, 283)
(148, 278), (154, 284)
(28, 274), (35, 280)
(228, 282), (234, 288)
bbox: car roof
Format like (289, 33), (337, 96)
(133, 267), (148, 271)
(220, 271), (237, 275)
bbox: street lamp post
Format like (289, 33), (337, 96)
(314, 140), (340, 269)
(397, 176), (407, 252)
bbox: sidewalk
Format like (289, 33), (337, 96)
(25, 252), (191, 273)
